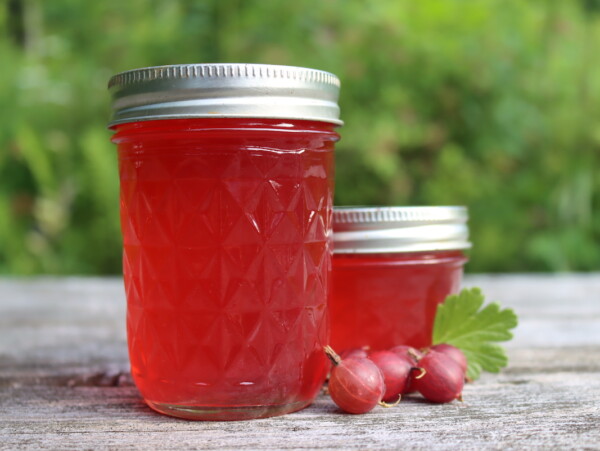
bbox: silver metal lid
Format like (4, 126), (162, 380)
(108, 63), (342, 126)
(333, 206), (471, 254)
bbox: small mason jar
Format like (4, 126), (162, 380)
(329, 206), (470, 352)
(108, 64), (342, 420)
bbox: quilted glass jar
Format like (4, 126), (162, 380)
(108, 64), (342, 420)
(330, 207), (470, 351)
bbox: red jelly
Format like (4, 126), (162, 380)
(108, 64), (342, 420)
(330, 207), (470, 351)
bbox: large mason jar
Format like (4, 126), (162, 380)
(108, 64), (342, 420)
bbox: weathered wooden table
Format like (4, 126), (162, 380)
(1, 275), (599, 450)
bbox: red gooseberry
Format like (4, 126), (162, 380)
(324, 346), (386, 414)
(369, 350), (411, 402)
(412, 350), (465, 403)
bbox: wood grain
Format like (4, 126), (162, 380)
(1, 275), (599, 450)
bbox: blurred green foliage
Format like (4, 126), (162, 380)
(1, 0), (599, 274)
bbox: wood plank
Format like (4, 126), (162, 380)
(0, 275), (599, 449)
(1, 363), (599, 450)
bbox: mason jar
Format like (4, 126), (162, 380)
(108, 64), (342, 420)
(330, 206), (470, 352)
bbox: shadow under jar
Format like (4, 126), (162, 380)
(329, 207), (470, 352)
(108, 64), (342, 420)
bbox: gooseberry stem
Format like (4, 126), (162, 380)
(324, 345), (342, 366)
(379, 395), (401, 408)
(408, 348), (422, 362)
(412, 367), (427, 379)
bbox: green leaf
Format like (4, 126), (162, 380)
(432, 287), (518, 381)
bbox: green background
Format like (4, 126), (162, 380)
(1, 0), (599, 274)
